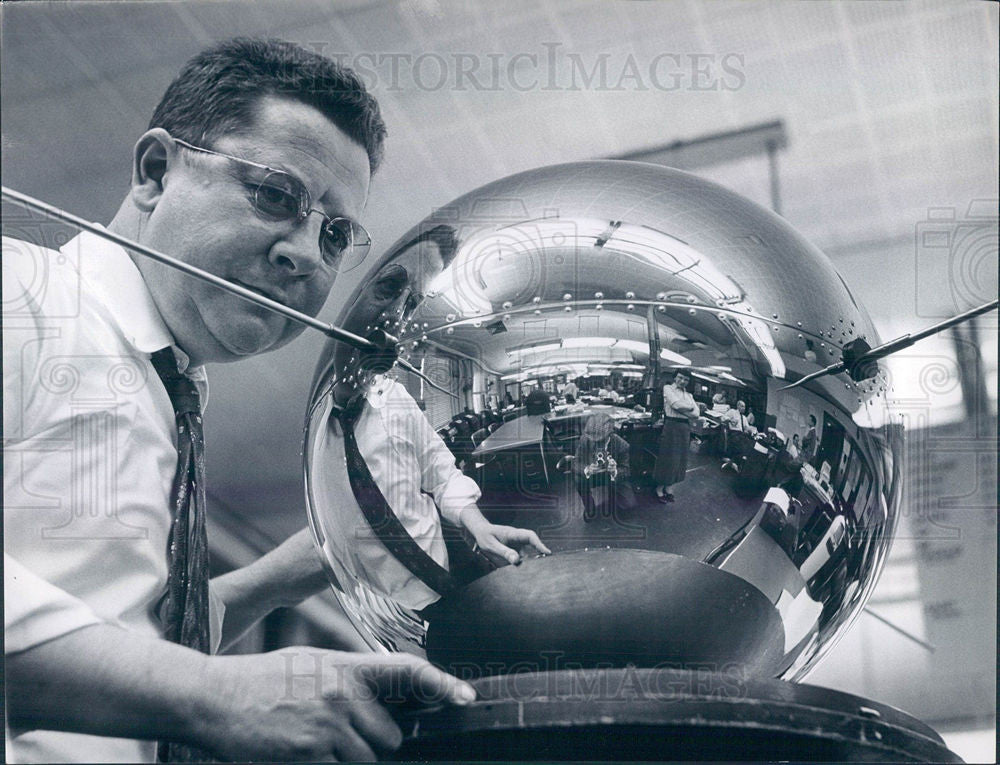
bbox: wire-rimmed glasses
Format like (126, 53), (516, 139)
(173, 137), (371, 268)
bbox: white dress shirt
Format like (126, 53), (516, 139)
(308, 378), (481, 612)
(662, 385), (698, 422)
(3, 231), (218, 764)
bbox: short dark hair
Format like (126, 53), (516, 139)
(809, 414), (817, 425)
(525, 388), (551, 415)
(149, 38), (386, 172)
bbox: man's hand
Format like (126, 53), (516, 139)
(6, 624), (476, 763)
(198, 648), (476, 762)
(459, 507), (551, 565)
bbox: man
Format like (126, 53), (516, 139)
(787, 433), (801, 461)
(722, 400), (755, 434)
(801, 414), (819, 464)
(720, 400), (757, 473)
(307, 225), (549, 612)
(569, 412), (636, 521)
(4, 39), (474, 762)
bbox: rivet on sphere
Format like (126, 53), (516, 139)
(534, 309), (542, 315)
(596, 304), (603, 311)
(657, 305), (666, 312)
(563, 293), (573, 301)
(656, 292), (667, 300)
(502, 301), (513, 310)
(625, 291), (636, 299)
(594, 291), (604, 299)
(688, 308), (697, 316)
(446, 313), (456, 322)
(687, 296), (697, 304)
(772, 313), (779, 319)
(446, 327), (454, 334)
(503, 314), (511, 321)
(564, 305), (573, 312)
(627, 304), (635, 312)
(532, 296), (541, 304)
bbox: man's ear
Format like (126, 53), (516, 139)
(130, 128), (176, 212)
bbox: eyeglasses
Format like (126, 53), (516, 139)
(173, 138), (371, 268)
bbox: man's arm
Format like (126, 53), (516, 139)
(210, 527), (333, 651)
(6, 622), (475, 761)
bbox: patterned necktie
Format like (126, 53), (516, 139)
(337, 396), (458, 598)
(150, 348), (212, 763)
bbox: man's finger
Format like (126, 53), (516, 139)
(363, 654), (477, 708)
(349, 700), (403, 756)
(503, 529), (551, 556)
(518, 530), (551, 555)
(484, 537), (520, 564)
(331, 725), (378, 763)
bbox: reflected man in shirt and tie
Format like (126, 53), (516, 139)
(310, 225), (550, 614)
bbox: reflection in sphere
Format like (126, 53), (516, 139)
(305, 161), (900, 681)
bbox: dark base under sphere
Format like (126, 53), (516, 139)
(394, 669), (962, 763)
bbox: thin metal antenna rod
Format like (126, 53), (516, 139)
(2, 186), (377, 352)
(781, 298), (998, 391)
(396, 357), (459, 399)
(863, 607), (936, 653)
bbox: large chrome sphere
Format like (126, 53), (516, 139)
(305, 161), (900, 681)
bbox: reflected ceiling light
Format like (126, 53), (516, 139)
(560, 337), (650, 356)
(602, 223), (744, 303)
(659, 348), (692, 365)
(506, 342), (562, 357)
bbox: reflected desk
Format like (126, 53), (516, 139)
(474, 407), (648, 458)
(472, 415), (548, 457)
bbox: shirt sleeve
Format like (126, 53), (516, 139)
(663, 386), (696, 417)
(4, 554), (103, 654)
(401, 391), (482, 527)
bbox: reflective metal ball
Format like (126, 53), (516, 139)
(305, 161), (900, 681)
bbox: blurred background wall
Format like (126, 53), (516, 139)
(2, 1), (996, 759)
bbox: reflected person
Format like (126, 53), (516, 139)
(653, 370), (699, 502)
(317, 226), (549, 612)
(571, 412), (636, 521)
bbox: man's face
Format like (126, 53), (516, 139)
(136, 95), (371, 364)
(342, 238), (445, 336)
(737, 401), (746, 413)
(675, 374), (689, 389)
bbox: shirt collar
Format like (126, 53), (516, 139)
(62, 228), (206, 383)
(364, 375), (394, 410)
